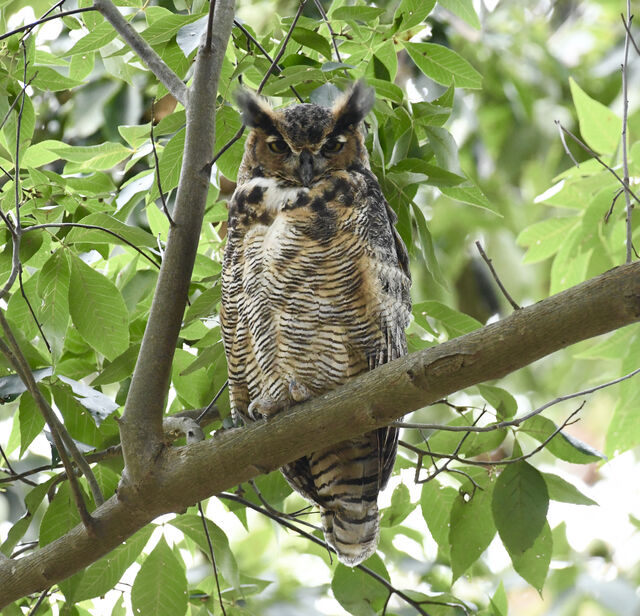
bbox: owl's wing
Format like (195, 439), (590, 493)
(220, 192), (251, 418)
(358, 168), (412, 490)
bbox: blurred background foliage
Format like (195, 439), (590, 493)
(0, 0), (639, 614)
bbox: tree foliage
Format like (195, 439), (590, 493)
(0, 0), (639, 614)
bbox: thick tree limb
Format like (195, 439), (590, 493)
(93, 0), (188, 106)
(117, 0), (236, 484)
(1, 262), (638, 607)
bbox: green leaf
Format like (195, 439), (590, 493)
(131, 537), (188, 616)
(332, 553), (389, 616)
(411, 202), (447, 289)
(605, 347), (640, 457)
(476, 385), (517, 420)
(393, 0), (436, 32)
(380, 483), (415, 527)
(172, 348), (215, 408)
(52, 383), (106, 448)
(542, 472), (597, 506)
(183, 285), (221, 325)
(489, 582), (508, 616)
(18, 392), (46, 457)
(69, 255), (130, 361)
(438, 0), (481, 29)
(118, 123), (151, 149)
(449, 468), (496, 579)
(404, 42), (482, 89)
(36, 249), (70, 359)
(21, 139), (68, 167)
(170, 514), (240, 591)
(65, 213), (157, 248)
(68, 526), (154, 602)
(214, 106), (245, 181)
(511, 521), (552, 592)
(420, 480), (457, 557)
(412, 300), (482, 337)
(40, 482), (82, 547)
(520, 415), (606, 463)
(440, 183), (498, 214)
(51, 142), (132, 171)
(91, 343), (141, 386)
(332, 6), (386, 21)
(516, 217), (578, 264)
(32, 67), (83, 92)
(492, 462), (549, 555)
(151, 127), (185, 199)
(141, 12), (204, 46)
(569, 78), (622, 154)
(291, 27), (332, 60)
(64, 21), (118, 56)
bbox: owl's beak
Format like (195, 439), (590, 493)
(298, 150), (315, 187)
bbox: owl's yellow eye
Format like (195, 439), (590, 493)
(267, 139), (290, 154)
(322, 137), (344, 154)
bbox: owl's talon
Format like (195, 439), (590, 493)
(289, 379), (311, 403)
(248, 397), (287, 420)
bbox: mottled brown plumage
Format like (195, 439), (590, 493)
(220, 82), (411, 565)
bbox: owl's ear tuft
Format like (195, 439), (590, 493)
(236, 90), (278, 133)
(332, 81), (375, 132)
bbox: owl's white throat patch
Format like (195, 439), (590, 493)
(243, 177), (309, 214)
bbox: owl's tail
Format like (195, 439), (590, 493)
(321, 503), (379, 566)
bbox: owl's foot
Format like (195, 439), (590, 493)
(247, 397), (288, 420)
(289, 379), (311, 403)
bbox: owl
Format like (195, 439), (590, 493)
(220, 82), (412, 566)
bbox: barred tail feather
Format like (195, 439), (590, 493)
(321, 504), (379, 566)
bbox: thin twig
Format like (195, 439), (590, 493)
(257, 0), (307, 94)
(93, 0), (188, 106)
(556, 120), (580, 167)
(0, 313), (104, 511)
(18, 267), (51, 353)
(218, 492), (435, 616)
(392, 366), (640, 433)
(0, 443), (37, 487)
(398, 401), (586, 474)
(555, 121), (640, 207)
(197, 502), (227, 615)
(0, 75), (36, 135)
(23, 223), (161, 269)
(620, 12), (640, 55)
(196, 379), (227, 423)
(474, 241), (521, 310)
(0, 7), (95, 42)
(604, 188), (624, 223)
(233, 19), (304, 102)
(211, 1), (307, 166)
(248, 479), (320, 530)
(0, 333), (94, 529)
(150, 102), (176, 227)
(311, 0), (348, 76)
(621, 6), (633, 263)
(417, 410), (487, 485)
(26, 588), (50, 616)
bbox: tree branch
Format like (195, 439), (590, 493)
(93, 0), (188, 107)
(621, 4), (633, 263)
(1, 262), (639, 606)
(117, 0), (236, 484)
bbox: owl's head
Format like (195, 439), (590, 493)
(236, 82), (375, 187)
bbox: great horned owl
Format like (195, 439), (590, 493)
(220, 82), (412, 566)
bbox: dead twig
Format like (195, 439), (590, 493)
(475, 241), (521, 310)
